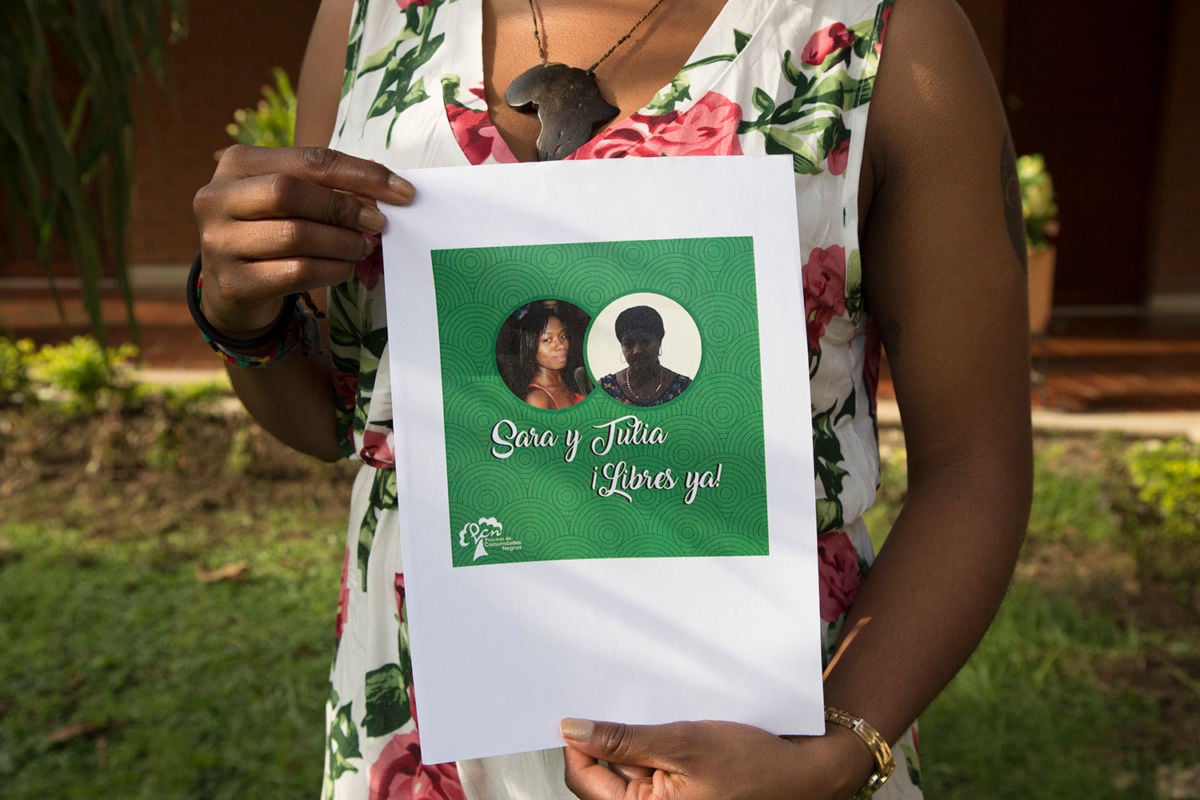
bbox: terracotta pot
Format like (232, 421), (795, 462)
(1028, 245), (1056, 335)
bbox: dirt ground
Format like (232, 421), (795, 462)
(2, 404), (1197, 770)
(0, 401), (357, 544)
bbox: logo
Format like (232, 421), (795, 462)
(457, 517), (522, 561)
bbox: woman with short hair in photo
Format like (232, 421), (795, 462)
(599, 305), (691, 407)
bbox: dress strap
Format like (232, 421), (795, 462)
(526, 383), (558, 409)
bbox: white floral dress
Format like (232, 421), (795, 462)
(323, 1), (922, 797)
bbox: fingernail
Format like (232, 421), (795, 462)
(389, 174), (415, 202)
(361, 233), (378, 256)
(560, 718), (594, 742)
(358, 205), (387, 233)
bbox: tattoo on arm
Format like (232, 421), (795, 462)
(1001, 130), (1028, 274)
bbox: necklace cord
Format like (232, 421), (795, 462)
(587, 0), (670, 72)
(526, 0), (547, 63)
(525, 0), (670, 74)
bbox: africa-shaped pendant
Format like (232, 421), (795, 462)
(505, 63), (619, 161)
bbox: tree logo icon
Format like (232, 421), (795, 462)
(458, 517), (504, 561)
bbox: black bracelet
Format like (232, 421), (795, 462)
(186, 253), (298, 352)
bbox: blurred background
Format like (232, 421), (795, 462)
(2, 0), (1198, 409)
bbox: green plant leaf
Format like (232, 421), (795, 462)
(646, 74), (693, 114)
(764, 126), (822, 172)
(327, 701), (361, 780)
(680, 53), (737, 71)
(752, 87), (775, 115)
(362, 663), (412, 737)
(1, 0), (188, 348)
(341, 0), (370, 100)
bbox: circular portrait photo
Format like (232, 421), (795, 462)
(495, 299), (592, 410)
(588, 293), (701, 407)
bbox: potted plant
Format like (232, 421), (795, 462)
(1019, 153), (1058, 335)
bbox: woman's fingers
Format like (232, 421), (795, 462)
(563, 744), (638, 800)
(610, 764), (656, 782)
(561, 718), (815, 800)
(205, 172), (389, 233)
(203, 213), (376, 264)
(205, 256), (359, 308)
(213, 144), (414, 205)
(562, 718), (694, 799)
(192, 144), (406, 335)
(562, 718), (689, 774)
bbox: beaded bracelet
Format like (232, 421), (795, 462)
(824, 707), (896, 799)
(186, 254), (323, 368)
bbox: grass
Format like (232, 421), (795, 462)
(865, 430), (1198, 799)
(1, 419), (1197, 798)
(923, 581), (1163, 798)
(0, 516), (343, 799)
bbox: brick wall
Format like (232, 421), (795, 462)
(128, 0), (321, 266)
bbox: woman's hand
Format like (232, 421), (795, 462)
(560, 717), (873, 800)
(191, 144), (415, 336)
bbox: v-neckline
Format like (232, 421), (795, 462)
(452, 0), (762, 163)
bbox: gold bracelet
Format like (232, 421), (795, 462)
(824, 706), (896, 799)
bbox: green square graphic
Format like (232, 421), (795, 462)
(433, 237), (767, 567)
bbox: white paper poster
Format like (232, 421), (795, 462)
(382, 155), (823, 764)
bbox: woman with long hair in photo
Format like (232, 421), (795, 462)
(501, 302), (586, 409)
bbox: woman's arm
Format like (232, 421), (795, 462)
(825, 0), (1033, 746)
(561, 0), (1032, 796)
(191, 0), (414, 461)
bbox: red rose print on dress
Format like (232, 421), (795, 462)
(367, 730), (465, 800)
(446, 86), (517, 165)
(333, 370), (359, 411)
(356, 236), (384, 290)
(827, 137), (851, 176)
(569, 91), (743, 159)
(368, 683), (464, 799)
(802, 22), (856, 66)
(817, 530), (864, 622)
(335, 549), (351, 640)
(394, 573), (407, 624)
(877, 5), (893, 53)
(803, 245), (848, 351)
(395, 0), (432, 8)
(361, 428), (396, 469)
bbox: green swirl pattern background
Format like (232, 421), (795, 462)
(433, 237), (768, 567)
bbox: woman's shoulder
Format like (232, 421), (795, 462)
(659, 372), (691, 404)
(862, 0), (1002, 209)
(868, 0), (1016, 211)
(600, 373), (626, 400)
(525, 383), (555, 409)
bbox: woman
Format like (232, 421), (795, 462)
(191, 0), (1032, 798)
(501, 302), (586, 410)
(599, 305), (690, 406)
